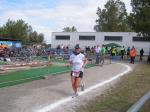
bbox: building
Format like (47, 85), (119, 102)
(51, 32), (150, 55)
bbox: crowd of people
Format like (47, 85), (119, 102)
(84, 44), (150, 64)
(0, 44), (48, 62)
(0, 42), (150, 64)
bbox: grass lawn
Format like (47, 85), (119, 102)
(0, 66), (70, 88)
(0, 63), (94, 88)
(76, 64), (150, 112)
(32, 56), (68, 63)
(140, 100), (150, 112)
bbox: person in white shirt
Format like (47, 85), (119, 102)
(69, 44), (88, 97)
(95, 45), (101, 64)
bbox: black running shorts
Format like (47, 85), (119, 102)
(70, 71), (83, 78)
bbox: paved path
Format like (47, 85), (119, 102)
(0, 63), (133, 112)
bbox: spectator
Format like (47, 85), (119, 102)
(139, 48), (144, 61)
(130, 46), (136, 64)
(61, 44), (64, 49)
(120, 46), (125, 60)
(111, 47), (117, 60)
(86, 46), (91, 57)
(57, 45), (60, 50)
(95, 45), (101, 64)
(100, 44), (106, 65)
(127, 47), (130, 59)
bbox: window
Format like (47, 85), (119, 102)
(55, 35), (70, 40)
(104, 36), (122, 41)
(79, 36), (95, 40)
(133, 37), (150, 42)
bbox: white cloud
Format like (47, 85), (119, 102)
(0, 0), (132, 44)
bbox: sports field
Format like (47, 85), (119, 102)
(0, 63), (94, 88)
(0, 61), (126, 112)
(0, 62), (149, 112)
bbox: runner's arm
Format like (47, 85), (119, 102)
(83, 57), (88, 68)
(65, 55), (73, 67)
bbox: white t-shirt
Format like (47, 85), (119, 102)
(69, 53), (85, 72)
(95, 47), (101, 53)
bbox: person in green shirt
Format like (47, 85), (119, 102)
(120, 46), (125, 60)
(100, 44), (106, 66)
(111, 46), (117, 61)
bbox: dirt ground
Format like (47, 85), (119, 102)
(0, 62), (134, 112)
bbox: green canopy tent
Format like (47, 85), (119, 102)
(105, 43), (121, 48)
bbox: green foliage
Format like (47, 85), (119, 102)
(129, 0), (150, 36)
(62, 26), (77, 32)
(0, 19), (44, 44)
(94, 0), (131, 32)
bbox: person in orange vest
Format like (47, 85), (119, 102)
(130, 46), (136, 64)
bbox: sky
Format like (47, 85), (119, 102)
(0, 0), (132, 44)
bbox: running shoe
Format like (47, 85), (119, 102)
(72, 92), (79, 98)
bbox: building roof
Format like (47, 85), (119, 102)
(0, 37), (20, 41)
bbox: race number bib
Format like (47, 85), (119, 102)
(72, 71), (80, 77)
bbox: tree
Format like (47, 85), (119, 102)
(129, 0), (150, 36)
(94, 0), (131, 32)
(37, 33), (44, 43)
(0, 19), (45, 44)
(28, 32), (44, 44)
(62, 26), (77, 32)
(0, 19), (29, 41)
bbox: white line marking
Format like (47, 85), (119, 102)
(36, 63), (132, 112)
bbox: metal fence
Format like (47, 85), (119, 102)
(127, 90), (150, 112)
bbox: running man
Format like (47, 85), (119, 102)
(69, 44), (88, 98)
